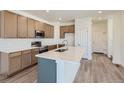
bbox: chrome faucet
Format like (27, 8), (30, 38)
(62, 40), (68, 49)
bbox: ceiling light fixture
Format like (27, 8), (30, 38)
(58, 18), (62, 21)
(98, 11), (102, 14)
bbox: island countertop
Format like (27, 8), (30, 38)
(36, 46), (84, 62)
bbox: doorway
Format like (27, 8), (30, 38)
(92, 20), (108, 54)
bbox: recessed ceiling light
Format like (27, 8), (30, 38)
(58, 18), (62, 21)
(98, 11), (102, 14)
(46, 10), (50, 13)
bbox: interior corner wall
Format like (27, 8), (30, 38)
(113, 13), (121, 64)
(119, 12), (124, 67)
(52, 22), (60, 40)
(107, 16), (113, 57)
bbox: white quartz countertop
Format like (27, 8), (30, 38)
(36, 46), (84, 62)
(0, 47), (39, 53)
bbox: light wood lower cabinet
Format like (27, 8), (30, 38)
(48, 45), (57, 51)
(21, 50), (31, 69)
(31, 48), (39, 65)
(8, 52), (21, 75)
(0, 49), (39, 76)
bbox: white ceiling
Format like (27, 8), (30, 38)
(22, 10), (119, 22)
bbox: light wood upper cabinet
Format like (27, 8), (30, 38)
(35, 20), (40, 30)
(60, 25), (75, 38)
(28, 18), (35, 38)
(18, 15), (28, 38)
(4, 11), (17, 38)
(1, 11), (54, 38)
(50, 25), (54, 38)
(39, 22), (44, 31)
(60, 26), (67, 38)
(68, 25), (75, 33)
(35, 20), (45, 31)
(9, 52), (21, 75)
(44, 23), (54, 38)
(44, 23), (49, 38)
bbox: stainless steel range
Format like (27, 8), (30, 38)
(31, 41), (48, 53)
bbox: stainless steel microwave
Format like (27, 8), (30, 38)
(35, 30), (45, 38)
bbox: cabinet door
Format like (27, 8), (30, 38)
(60, 25), (74, 38)
(21, 50), (31, 69)
(28, 18), (35, 38)
(48, 45), (57, 51)
(68, 25), (75, 33)
(44, 24), (49, 38)
(18, 15), (28, 38)
(39, 22), (44, 31)
(60, 26), (67, 38)
(47, 25), (51, 38)
(49, 25), (54, 38)
(35, 20), (40, 30)
(44, 24), (54, 38)
(4, 11), (17, 38)
(9, 52), (21, 75)
(31, 48), (39, 64)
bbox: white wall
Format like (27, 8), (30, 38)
(111, 12), (124, 67)
(120, 12), (124, 67)
(107, 16), (113, 57)
(75, 18), (92, 59)
(52, 22), (60, 39)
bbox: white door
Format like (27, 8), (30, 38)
(75, 18), (92, 59)
(92, 21), (107, 54)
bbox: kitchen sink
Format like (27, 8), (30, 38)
(55, 48), (68, 52)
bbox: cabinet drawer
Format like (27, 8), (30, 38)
(9, 52), (21, 57)
(22, 50), (31, 54)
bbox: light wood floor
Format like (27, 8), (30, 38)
(0, 65), (37, 83)
(74, 54), (124, 83)
(0, 54), (124, 83)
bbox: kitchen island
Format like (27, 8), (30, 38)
(36, 46), (84, 83)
